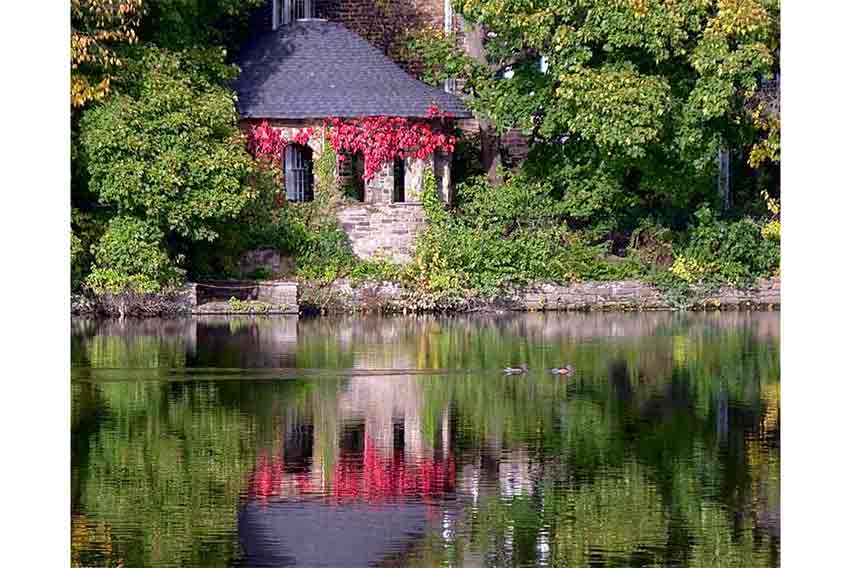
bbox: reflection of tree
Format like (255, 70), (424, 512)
(71, 312), (779, 567)
(414, 314), (780, 567)
(71, 376), (310, 567)
(71, 514), (122, 568)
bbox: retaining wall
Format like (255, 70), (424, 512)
(299, 277), (781, 314)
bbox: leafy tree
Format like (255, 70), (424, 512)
(71, 0), (145, 109)
(80, 47), (254, 244)
(138, 0), (265, 50)
(420, 0), (780, 235)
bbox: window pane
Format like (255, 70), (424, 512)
(393, 158), (405, 203)
(285, 144), (314, 202)
(349, 153), (365, 202)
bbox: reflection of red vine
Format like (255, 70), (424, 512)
(332, 436), (455, 504)
(247, 452), (283, 502)
(246, 436), (455, 505)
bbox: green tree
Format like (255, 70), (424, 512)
(421, 0), (780, 235)
(79, 47), (255, 286)
(138, 0), (265, 50)
(86, 216), (184, 293)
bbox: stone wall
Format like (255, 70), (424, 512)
(510, 278), (780, 311)
(194, 281), (299, 314)
(299, 277), (781, 314)
(71, 284), (199, 317)
(238, 247), (282, 278)
(73, 282), (301, 317)
(257, 281), (299, 307)
(336, 204), (427, 262)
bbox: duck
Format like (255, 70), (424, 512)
(549, 364), (575, 376)
(503, 363), (529, 375)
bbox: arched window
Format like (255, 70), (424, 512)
(284, 143), (314, 202)
(393, 157), (406, 203)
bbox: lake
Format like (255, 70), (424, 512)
(71, 312), (780, 567)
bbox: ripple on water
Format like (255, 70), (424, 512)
(71, 312), (780, 567)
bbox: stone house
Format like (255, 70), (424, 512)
(233, 0), (472, 263)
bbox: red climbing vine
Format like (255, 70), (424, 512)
(327, 106), (456, 181)
(245, 121), (286, 161)
(244, 121), (316, 162)
(244, 106), (456, 183)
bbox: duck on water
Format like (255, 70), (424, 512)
(503, 364), (575, 376)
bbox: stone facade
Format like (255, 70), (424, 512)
(240, 119), (453, 263)
(335, 152), (451, 262)
(337, 203), (427, 262)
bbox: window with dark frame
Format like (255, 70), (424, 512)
(393, 157), (406, 203)
(284, 143), (314, 202)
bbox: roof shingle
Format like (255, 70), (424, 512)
(233, 20), (472, 120)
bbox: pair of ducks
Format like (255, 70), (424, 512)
(503, 363), (575, 376)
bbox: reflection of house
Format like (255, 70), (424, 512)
(234, 1), (471, 262)
(240, 371), (455, 566)
(191, 316), (298, 368)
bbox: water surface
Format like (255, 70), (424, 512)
(71, 312), (780, 567)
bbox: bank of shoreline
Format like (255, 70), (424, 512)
(71, 277), (779, 317)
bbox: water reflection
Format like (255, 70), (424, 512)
(72, 312), (779, 567)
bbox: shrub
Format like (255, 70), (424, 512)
(415, 173), (643, 292)
(86, 216), (184, 294)
(71, 208), (109, 291)
(669, 206), (780, 286)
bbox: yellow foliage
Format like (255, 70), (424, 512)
(71, 0), (144, 108)
(761, 219), (779, 241)
(760, 190), (779, 241)
(670, 256), (710, 283)
(708, 0), (772, 37)
(761, 189), (779, 217)
(748, 104), (780, 168)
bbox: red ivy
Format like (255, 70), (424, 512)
(292, 127), (315, 146)
(246, 108), (456, 184)
(245, 122), (316, 162)
(327, 108), (455, 181)
(245, 121), (286, 160)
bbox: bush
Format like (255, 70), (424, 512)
(414, 173), (643, 293)
(668, 206), (780, 286)
(86, 216), (184, 294)
(71, 208), (109, 291)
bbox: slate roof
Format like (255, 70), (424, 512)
(233, 19), (471, 120)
